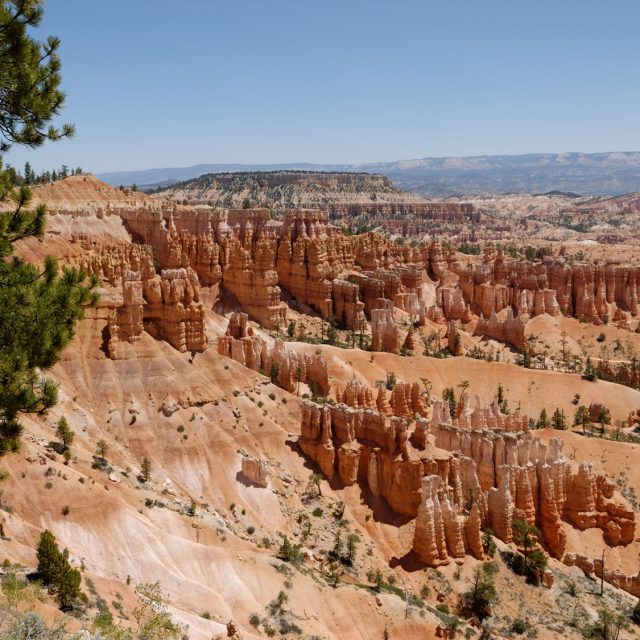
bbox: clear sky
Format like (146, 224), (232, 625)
(6, 0), (640, 173)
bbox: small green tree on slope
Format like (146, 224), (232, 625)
(36, 529), (82, 609)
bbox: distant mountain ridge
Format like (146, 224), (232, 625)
(97, 151), (640, 196)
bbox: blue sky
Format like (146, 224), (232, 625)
(6, 0), (640, 173)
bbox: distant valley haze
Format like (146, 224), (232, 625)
(96, 151), (640, 197)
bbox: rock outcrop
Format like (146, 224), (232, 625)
(241, 455), (269, 487)
(298, 388), (634, 567)
(217, 313), (330, 396)
(143, 268), (208, 353)
(371, 301), (399, 353)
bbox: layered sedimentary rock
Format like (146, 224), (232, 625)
(371, 301), (399, 353)
(36, 177), (640, 369)
(223, 235), (287, 329)
(100, 254), (208, 356)
(142, 268), (208, 352)
(217, 313), (330, 396)
(335, 379), (429, 419)
(454, 248), (640, 327)
(297, 387), (635, 567)
(474, 308), (527, 351)
(107, 270), (144, 358)
(154, 170), (479, 224)
(71, 243), (156, 285)
(332, 279), (366, 330)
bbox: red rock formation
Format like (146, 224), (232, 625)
(142, 268), (208, 352)
(241, 456), (269, 487)
(371, 301), (399, 353)
(413, 476), (449, 566)
(474, 308), (527, 351)
(332, 279), (366, 330)
(217, 314), (331, 396)
(107, 270), (144, 358)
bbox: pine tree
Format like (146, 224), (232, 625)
(442, 387), (457, 418)
(55, 561), (82, 609)
(95, 439), (108, 460)
(537, 408), (549, 429)
(36, 529), (82, 609)
(583, 356), (597, 381)
(552, 407), (567, 430)
(36, 529), (62, 584)
(574, 405), (590, 434)
(55, 416), (74, 449)
(23, 161), (34, 184)
(0, 1), (97, 453)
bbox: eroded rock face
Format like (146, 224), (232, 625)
(474, 308), (527, 351)
(297, 383), (634, 567)
(241, 456), (269, 487)
(455, 250), (640, 326)
(107, 270), (144, 358)
(105, 262), (208, 357)
(371, 301), (399, 353)
(143, 268), (208, 353)
(217, 313), (331, 396)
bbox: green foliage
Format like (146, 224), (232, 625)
(527, 549), (547, 575)
(326, 315), (338, 345)
(1, 611), (73, 640)
(583, 356), (598, 381)
(36, 529), (83, 609)
(551, 407), (567, 430)
(286, 320), (296, 338)
(1, 569), (28, 605)
(385, 371), (397, 390)
(366, 567), (385, 592)
(583, 607), (630, 640)
(511, 618), (529, 634)
(0, 1), (74, 151)
(512, 519), (538, 558)
(276, 536), (303, 564)
(574, 405), (590, 432)
(481, 529), (497, 557)
(442, 387), (457, 418)
(249, 612), (261, 627)
(461, 563), (497, 621)
(0, 1), (97, 454)
(536, 408), (549, 429)
(140, 457), (151, 483)
(36, 529), (61, 584)
(496, 383), (509, 413)
(55, 417), (73, 449)
(457, 242), (481, 255)
(133, 582), (183, 639)
(632, 599), (640, 625)
(95, 439), (108, 459)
